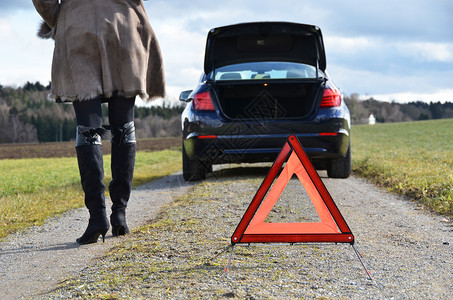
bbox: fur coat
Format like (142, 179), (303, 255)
(32, 0), (165, 102)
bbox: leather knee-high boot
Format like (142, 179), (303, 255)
(109, 121), (136, 236)
(75, 126), (110, 244)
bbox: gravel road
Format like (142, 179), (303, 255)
(1, 165), (452, 299)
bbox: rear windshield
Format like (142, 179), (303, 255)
(208, 62), (320, 81)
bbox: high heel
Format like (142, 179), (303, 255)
(111, 224), (129, 237)
(76, 229), (108, 244)
(111, 212), (130, 236)
(76, 216), (109, 245)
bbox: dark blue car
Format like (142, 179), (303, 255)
(180, 22), (351, 181)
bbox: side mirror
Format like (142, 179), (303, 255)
(179, 90), (193, 102)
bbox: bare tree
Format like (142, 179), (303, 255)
(135, 115), (181, 139)
(0, 112), (38, 143)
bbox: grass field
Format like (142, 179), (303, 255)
(0, 148), (181, 239)
(351, 118), (453, 215)
(1, 119), (452, 239)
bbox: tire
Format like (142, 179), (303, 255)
(182, 143), (207, 181)
(327, 143), (351, 179)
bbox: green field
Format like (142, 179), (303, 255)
(352, 118), (453, 215)
(0, 149), (181, 239)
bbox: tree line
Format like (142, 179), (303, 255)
(1, 82), (453, 144)
(344, 94), (453, 124)
(0, 82), (184, 144)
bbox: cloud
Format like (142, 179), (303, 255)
(0, 19), (13, 39)
(147, 17), (207, 94)
(138, 1), (453, 102)
(399, 42), (453, 63)
(330, 62), (453, 99)
(0, 0), (33, 14)
(2, 0), (453, 104)
(145, 0), (328, 31)
(317, 0), (453, 43)
(0, 10), (53, 86)
(146, 0), (453, 43)
(325, 36), (373, 54)
(360, 89), (453, 104)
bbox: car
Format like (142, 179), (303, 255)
(180, 21), (351, 181)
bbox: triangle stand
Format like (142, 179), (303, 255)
(222, 244), (372, 281)
(226, 135), (372, 280)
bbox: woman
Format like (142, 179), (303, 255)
(32, 0), (165, 244)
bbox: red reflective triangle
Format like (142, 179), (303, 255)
(231, 135), (354, 244)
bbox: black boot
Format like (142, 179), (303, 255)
(109, 121), (136, 236)
(75, 126), (109, 244)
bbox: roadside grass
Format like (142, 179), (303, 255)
(351, 118), (453, 215)
(0, 149), (181, 239)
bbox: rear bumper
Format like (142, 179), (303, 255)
(183, 131), (350, 165)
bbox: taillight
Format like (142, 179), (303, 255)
(193, 91), (215, 111)
(319, 132), (338, 136)
(320, 88), (341, 108)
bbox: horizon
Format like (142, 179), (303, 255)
(3, 81), (453, 107)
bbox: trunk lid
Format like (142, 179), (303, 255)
(204, 22), (327, 75)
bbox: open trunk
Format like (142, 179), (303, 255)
(214, 80), (324, 120)
(205, 22), (327, 74)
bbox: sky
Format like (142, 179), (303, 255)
(1, 0), (453, 105)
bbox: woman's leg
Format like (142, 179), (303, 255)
(107, 96), (136, 236)
(73, 99), (103, 128)
(73, 99), (109, 244)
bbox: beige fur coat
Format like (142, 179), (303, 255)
(32, 0), (165, 102)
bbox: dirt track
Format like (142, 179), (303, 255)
(0, 137), (179, 159)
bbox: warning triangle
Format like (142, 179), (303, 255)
(231, 135), (354, 245)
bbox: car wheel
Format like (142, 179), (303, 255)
(327, 143), (351, 179)
(182, 142), (207, 181)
